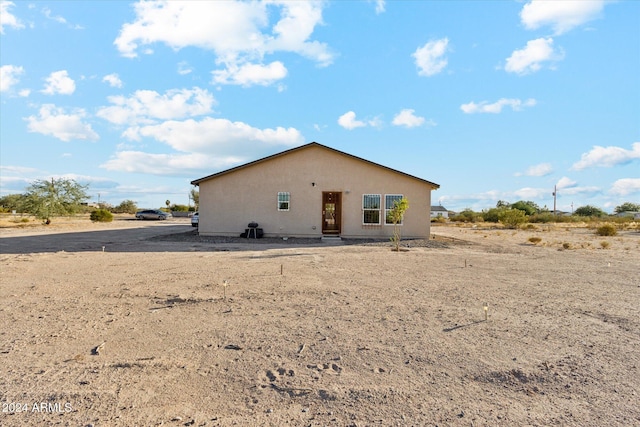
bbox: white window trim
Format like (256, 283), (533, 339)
(362, 194), (381, 225)
(277, 192), (290, 211)
(384, 194), (404, 226)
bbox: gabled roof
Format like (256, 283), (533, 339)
(430, 205), (448, 212)
(191, 142), (440, 188)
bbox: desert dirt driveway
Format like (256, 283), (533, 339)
(0, 218), (197, 254)
(1, 221), (639, 426)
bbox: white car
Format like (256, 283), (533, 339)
(191, 212), (199, 227)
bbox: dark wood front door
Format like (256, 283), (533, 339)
(322, 192), (341, 234)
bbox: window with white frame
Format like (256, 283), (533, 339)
(385, 194), (404, 225)
(362, 194), (381, 224)
(278, 192), (290, 211)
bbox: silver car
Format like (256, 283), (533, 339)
(135, 209), (172, 220)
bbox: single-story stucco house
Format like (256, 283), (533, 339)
(190, 142), (440, 239)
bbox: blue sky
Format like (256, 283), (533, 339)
(1, 0), (638, 213)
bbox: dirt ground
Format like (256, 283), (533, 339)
(1, 217), (639, 426)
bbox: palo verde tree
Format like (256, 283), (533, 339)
(22, 178), (89, 224)
(388, 197), (409, 252)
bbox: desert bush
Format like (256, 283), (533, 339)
(596, 224), (617, 236)
(482, 207), (504, 223)
(431, 216), (446, 223)
(529, 212), (555, 223)
(528, 236), (542, 244)
(562, 242), (572, 249)
(90, 209), (113, 222)
(450, 209), (482, 223)
(112, 200), (138, 214)
(498, 209), (527, 229)
(600, 241), (610, 249)
(522, 223), (537, 230)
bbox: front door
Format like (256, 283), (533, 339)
(322, 192), (341, 234)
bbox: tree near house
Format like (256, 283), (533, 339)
(614, 202), (640, 214)
(388, 197), (409, 252)
(21, 178), (89, 224)
(574, 205), (606, 217)
(190, 187), (199, 210)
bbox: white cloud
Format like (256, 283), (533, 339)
(101, 116), (303, 176)
(18, 88), (30, 97)
(520, 0), (605, 35)
(516, 162), (553, 177)
(504, 38), (564, 75)
(101, 151), (238, 175)
(42, 70), (76, 95)
(413, 38), (449, 77)
(114, 1), (332, 87)
(177, 61), (192, 75)
(556, 176), (577, 189)
(392, 109), (426, 128)
(212, 61), (287, 87)
(609, 178), (640, 196)
(0, 1), (24, 34)
(571, 142), (640, 170)
(96, 87), (216, 126)
(372, 0), (385, 14)
(127, 118), (303, 154)
(338, 111), (366, 130)
(26, 104), (99, 142)
(42, 7), (66, 24)
(461, 98), (537, 114)
(102, 73), (123, 88)
(513, 187), (548, 200)
(0, 64), (24, 92)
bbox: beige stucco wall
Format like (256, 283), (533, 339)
(197, 145), (436, 239)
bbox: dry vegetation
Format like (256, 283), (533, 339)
(0, 218), (639, 426)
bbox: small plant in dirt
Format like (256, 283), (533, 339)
(90, 209), (113, 222)
(528, 237), (542, 244)
(600, 241), (611, 249)
(388, 197), (409, 252)
(562, 242), (572, 250)
(596, 224), (617, 236)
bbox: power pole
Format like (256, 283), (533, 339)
(552, 185), (557, 217)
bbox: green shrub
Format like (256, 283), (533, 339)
(529, 212), (554, 223)
(450, 209), (482, 223)
(170, 204), (191, 212)
(482, 207), (504, 223)
(596, 224), (617, 236)
(498, 208), (527, 229)
(90, 209), (113, 222)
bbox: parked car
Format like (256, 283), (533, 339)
(135, 209), (172, 220)
(191, 212), (199, 227)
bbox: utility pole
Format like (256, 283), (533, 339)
(552, 185), (557, 217)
